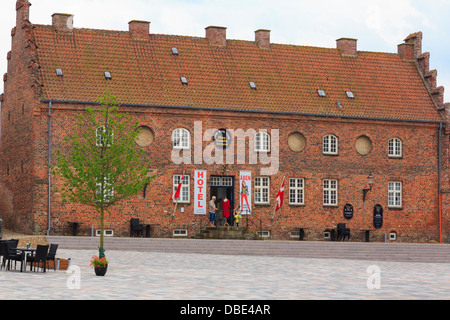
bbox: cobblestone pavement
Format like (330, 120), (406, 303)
(1, 249), (449, 300)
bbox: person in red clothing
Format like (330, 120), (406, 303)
(222, 196), (231, 227)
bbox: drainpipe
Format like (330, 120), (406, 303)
(47, 101), (52, 236)
(439, 122), (442, 243)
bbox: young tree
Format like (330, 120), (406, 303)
(54, 92), (153, 259)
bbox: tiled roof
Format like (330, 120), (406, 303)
(33, 25), (443, 122)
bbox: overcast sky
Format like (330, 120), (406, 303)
(0, 0), (449, 102)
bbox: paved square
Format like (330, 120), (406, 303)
(1, 249), (449, 300)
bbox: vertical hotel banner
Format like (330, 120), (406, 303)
(239, 171), (252, 215)
(194, 170), (207, 215)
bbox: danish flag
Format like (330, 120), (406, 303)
(170, 173), (184, 201)
(275, 177), (286, 212)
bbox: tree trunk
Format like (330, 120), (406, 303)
(99, 205), (105, 258)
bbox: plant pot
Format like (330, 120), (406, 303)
(94, 264), (108, 276)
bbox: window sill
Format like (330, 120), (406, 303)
(388, 206), (403, 210)
(323, 204), (339, 208)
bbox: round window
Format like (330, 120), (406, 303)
(135, 126), (154, 147)
(288, 132), (306, 152)
(355, 135), (372, 155)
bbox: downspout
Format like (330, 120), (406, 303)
(47, 101), (52, 236)
(439, 122), (442, 243)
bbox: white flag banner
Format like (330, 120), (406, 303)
(239, 171), (252, 215)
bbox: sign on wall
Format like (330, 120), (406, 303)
(194, 170), (207, 215)
(373, 204), (383, 229)
(239, 171), (252, 215)
(343, 203), (354, 220)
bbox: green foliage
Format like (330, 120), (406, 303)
(53, 91), (154, 258)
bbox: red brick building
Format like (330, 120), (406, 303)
(1, 0), (450, 242)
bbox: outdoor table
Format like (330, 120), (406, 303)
(298, 227), (309, 241)
(360, 229), (375, 242)
(68, 222), (82, 236)
(15, 247), (36, 272)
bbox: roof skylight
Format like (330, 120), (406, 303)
(317, 89), (326, 97)
(180, 77), (188, 84)
(346, 91), (354, 98)
(56, 69), (63, 76)
(249, 81), (256, 89)
(104, 72), (112, 80)
(172, 48), (179, 55)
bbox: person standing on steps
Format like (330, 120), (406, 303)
(233, 206), (242, 229)
(209, 196), (217, 227)
(222, 196), (231, 227)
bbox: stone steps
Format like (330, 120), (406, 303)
(191, 226), (261, 240)
(45, 236), (450, 263)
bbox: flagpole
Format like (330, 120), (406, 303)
(172, 169), (185, 220)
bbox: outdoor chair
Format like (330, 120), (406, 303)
(130, 218), (143, 237)
(27, 245), (49, 272)
(46, 244), (58, 271)
(337, 223), (351, 241)
(1, 240), (22, 270)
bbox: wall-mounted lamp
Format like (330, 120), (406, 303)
(362, 173), (375, 202)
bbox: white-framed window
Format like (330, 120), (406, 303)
(96, 125), (113, 147)
(289, 178), (305, 205)
(323, 179), (338, 206)
(323, 134), (338, 155)
(255, 131), (270, 152)
(96, 175), (114, 202)
(254, 177), (270, 204)
(173, 229), (188, 237)
(388, 181), (402, 208)
(172, 128), (190, 149)
(388, 138), (402, 157)
(173, 175), (190, 203)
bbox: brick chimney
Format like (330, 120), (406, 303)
(336, 38), (357, 56)
(255, 29), (271, 49)
(205, 26), (227, 46)
(52, 13), (74, 33)
(16, 0), (31, 26)
(129, 20), (150, 40)
(404, 32), (422, 59)
(397, 43), (415, 61)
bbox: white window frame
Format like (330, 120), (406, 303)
(388, 181), (402, 208)
(173, 175), (190, 203)
(255, 131), (270, 152)
(96, 125), (113, 147)
(388, 138), (402, 158)
(289, 178), (305, 205)
(323, 134), (338, 155)
(172, 128), (190, 150)
(96, 175), (114, 202)
(254, 177), (270, 204)
(323, 179), (338, 206)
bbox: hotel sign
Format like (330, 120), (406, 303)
(194, 170), (207, 215)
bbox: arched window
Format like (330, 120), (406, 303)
(172, 128), (190, 149)
(255, 132), (270, 152)
(388, 138), (402, 157)
(96, 125), (113, 147)
(323, 134), (338, 155)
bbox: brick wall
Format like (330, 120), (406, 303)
(25, 102), (446, 242)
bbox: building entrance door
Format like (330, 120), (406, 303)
(210, 176), (234, 226)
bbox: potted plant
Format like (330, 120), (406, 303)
(90, 255), (109, 276)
